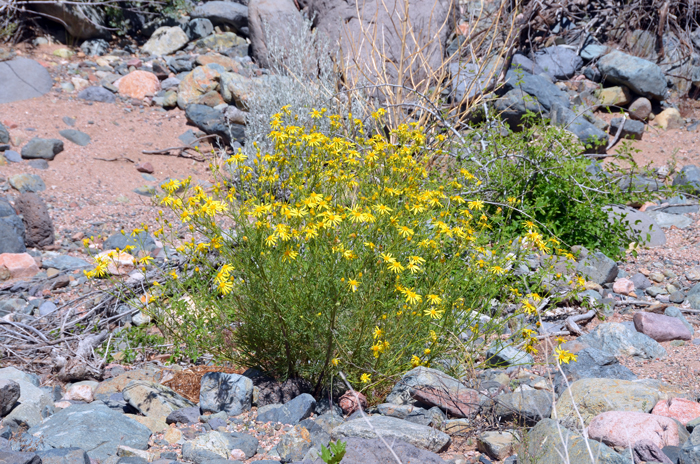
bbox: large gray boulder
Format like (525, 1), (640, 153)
(200, 372), (254, 416)
(532, 45), (583, 80)
(141, 26), (189, 56)
(191, 2), (249, 36)
(487, 390), (553, 425)
(185, 104), (245, 144)
(553, 346), (637, 394)
(0, 58), (54, 104)
(256, 393), (315, 425)
(27, 403), (151, 461)
(293, 437), (449, 464)
(122, 380), (195, 422)
(673, 165), (700, 195)
(248, 0), (304, 69)
(494, 89), (545, 130)
(578, 322), (667, 359)
(598, 50), (668, 100)
(688, 283), (700, 309)
(30, 4), (108, 39)
(300, 0), (452, 95)
(0, 367), (53, 428)
(550, 102), (608, 152)
(576, 251), (618, 284)
(331, 415), (450, 453)
(21, 138), (64, 161)
(0, 199), (26, 254)
(37, 448), (90, 464)
(605, 205), (666, 247)
(503, 69), (570, 111)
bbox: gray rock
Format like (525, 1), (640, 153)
(181, 431), (237, 464)
(31, 2), (108, 39)
(609, 117), (645, 140)
(688, 283), (700, 310)
(576, 251), (618, 284)
(553, 346), (637, 394)
(503, 69), (570, 111)
(186, 18), (213, 40)
(578, 322), (667, 359)
(0, 221), (26, 254)
(663, 195), (699, 214)
(580, 43), (608, 61)
(27, 160), (49, 170)
(276, 423), (328, 462)
(0, 380), (20, 417)
(0, 451), (41, 464)
(161, 77), (181, 91)
(185, 104), (244, 144)
(80, 39), (109, 56)
(4, 151), (21, 163)
(385, 366), (470, 407)
(646, 210), (693, 229)
(191, 2), (248, 36)
(28, 403), (151, 461)
(0, 58), (54, 104)
(15, 192), (54, 248)
(510, 53), (545, 75)
(532, 46), (583, 80)
(485, 343), (534, 367)
(142, 27), (189, 56)
(248, 0), (304, 68)
(200, 372), (254, 416)
(605, 205), (665, 247)
(550, 102), (608, 151)
(59, 129), (91, 147)
(103, 231), (156, 255)
(526, 418), (630, 463)
(449, 60), (500, 102)
(673, 165), (700, 195)
(77, 86), (116, 103)
(9, 174), (45, 194)
(42, 256), (89, 271)
(331, 415), (450, 453)
(494, 89), (545, 130)
(0, 367), (52, 428)
(256, 393), (315, 425)
(122, 380), (195, 422)
(0, 299), (27, 317)
(228, 432), (258, 458)
(21, 138), (64, 161)
(37, 448), (90, 464)
(293, 437), (449, 464)
(629, 97), (652, 121)
(166, 406), (200, 424)
(488, 390), (552, 425)
(598, 50), (668, 100)
(0, 124), (8, 144)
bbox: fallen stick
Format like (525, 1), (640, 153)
(565, 309), (596, 336)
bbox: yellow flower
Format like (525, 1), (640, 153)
(411, 355), (421, 367)
(218, 280), (234, 295)
(468, 199), (484, 211)
(522, 300), (537, 314)
(373, 326), (384, 339)
(397, 225), (414, 238)
(426, 294), (442, 305)
(387, 260), (405, 274)
(402, 287), (422, 305)
(424, 307), (444, 319)
(424, 348), (431, 355)
(555, 347), (578, 364)
(360, 373), (371, 383)
(265, 234), (278, 247)
(371, 343), (382, 358)
(490, 265), (506, 275)
(347, 278), (360, 293)
(373, 204), (392, 215)
(282, 248), (299, 262)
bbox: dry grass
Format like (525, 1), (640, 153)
(163, 365), (243, 403)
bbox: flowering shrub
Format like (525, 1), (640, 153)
(123, 109), (581, 395)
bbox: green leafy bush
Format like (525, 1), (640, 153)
(457, 113), (657, 259)
(132, 109), (576, 395)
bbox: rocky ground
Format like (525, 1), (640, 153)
(2, 0), (700, 463)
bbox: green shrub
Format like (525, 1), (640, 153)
(457, 113), (657, 260)
(129, 109), (577, 395)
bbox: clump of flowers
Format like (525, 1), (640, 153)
(131, 108), (577, 394)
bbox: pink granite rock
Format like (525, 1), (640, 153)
(588, 411), (682, 449)
(633, 311), (691, 342)
(613, 278), (635, 295)
(652, 397), (700, 425)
